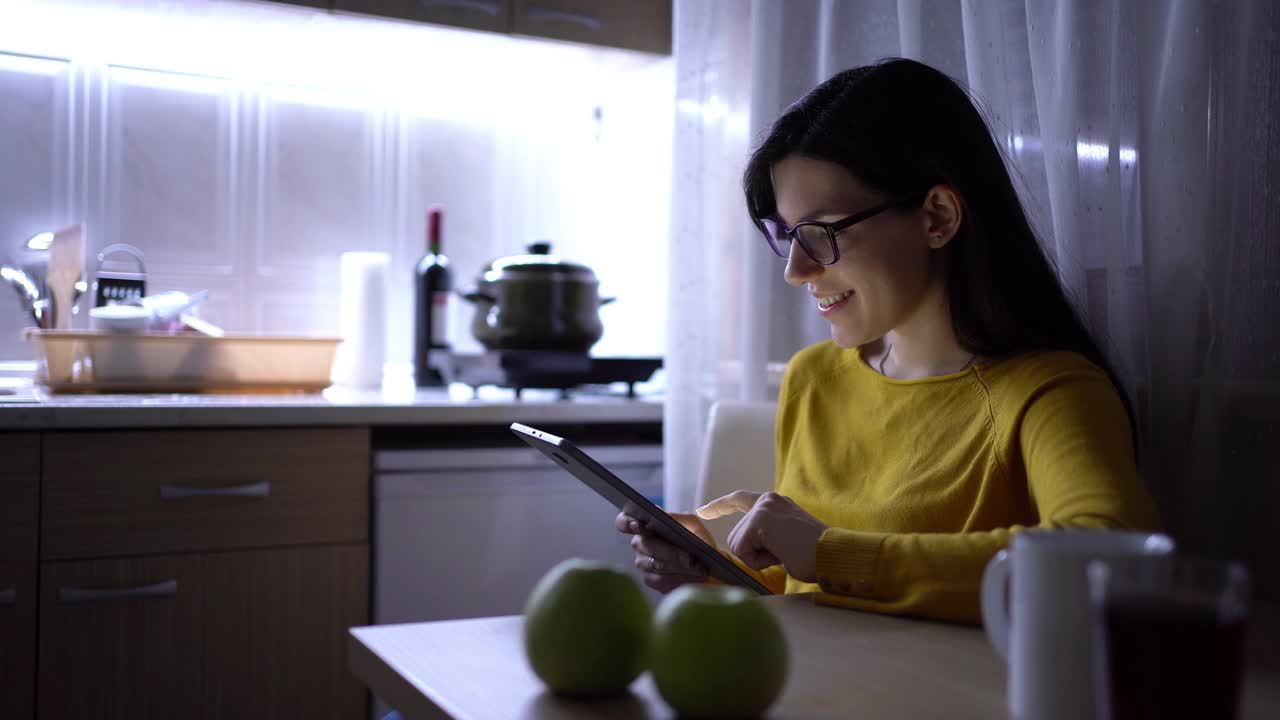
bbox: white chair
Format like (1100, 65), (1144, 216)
(693, 400), (778, 547)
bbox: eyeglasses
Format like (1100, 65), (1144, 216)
(758, 192), (926, 265)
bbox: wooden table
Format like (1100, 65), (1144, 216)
(349, 594), (1280, 719)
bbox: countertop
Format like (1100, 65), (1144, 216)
(0, 381), (663, 430)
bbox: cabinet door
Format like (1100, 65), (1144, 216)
(511, 0), (671, 54)
(334, 0), (513, 34)
(202, 544), (369, 720)
(38, 555), (204, 720)
(0, 434), (38, 720)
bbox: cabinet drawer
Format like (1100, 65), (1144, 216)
(42, 428), (370, 560)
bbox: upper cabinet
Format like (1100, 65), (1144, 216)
(274, 0), (332, 8)
(511, 0), (671, 55)
(329, 0), (672, 54)
(333, 0), (512, 34)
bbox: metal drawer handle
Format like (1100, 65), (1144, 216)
(525, 6), (602, 30)
(0, 588), (14, 606)
(419, 0), (500, 16)
(159, 480), (271, 500)
(59, 579), (178, 604)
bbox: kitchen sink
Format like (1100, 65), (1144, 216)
(0, 389), (41, 403)
(0, 369), (42, 402)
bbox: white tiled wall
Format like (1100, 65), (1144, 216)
(0, 55), (72, 354)
(0, 0), (674, 365)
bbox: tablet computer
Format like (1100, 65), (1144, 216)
(510, 422), (773, 595)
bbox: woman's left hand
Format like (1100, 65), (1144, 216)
(696, 491), (828, 583)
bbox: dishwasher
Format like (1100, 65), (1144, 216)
(373, 433), (664, 627)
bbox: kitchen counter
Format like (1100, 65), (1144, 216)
(0, 382), (663, 430)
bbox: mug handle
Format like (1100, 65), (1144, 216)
(980, 548), (1012, 661)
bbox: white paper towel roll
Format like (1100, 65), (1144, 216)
(330, 251), (389, 388)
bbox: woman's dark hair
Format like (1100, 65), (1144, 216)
(743, 57), (1136, 437)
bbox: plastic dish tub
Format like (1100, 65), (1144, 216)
(24, 329), (340, 393)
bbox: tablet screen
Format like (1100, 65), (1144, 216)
(511, 423), (773, 595)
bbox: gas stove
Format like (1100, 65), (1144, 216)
(447, 351), (662, 399)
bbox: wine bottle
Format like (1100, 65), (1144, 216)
(414, 206), (452, 387)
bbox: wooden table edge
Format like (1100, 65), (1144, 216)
(350, 626), (461, 720)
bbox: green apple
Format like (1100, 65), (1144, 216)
(523, 558), (652, 697)
(650, 585), (789, 720)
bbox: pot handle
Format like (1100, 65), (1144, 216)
(599, 296), (616, 306)
(457, 287), (496, 304)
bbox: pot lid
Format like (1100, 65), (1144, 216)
(481, 241), (596, 282)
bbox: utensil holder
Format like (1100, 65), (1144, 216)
(93, 243), (147, 307)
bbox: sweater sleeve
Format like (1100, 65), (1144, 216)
(810, 371), (1162, 624)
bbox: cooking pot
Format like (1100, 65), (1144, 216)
(458, 241), (614, 353)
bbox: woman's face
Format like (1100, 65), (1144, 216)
(771, 153), (942, 349)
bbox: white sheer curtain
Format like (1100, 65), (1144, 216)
(664, 0), (1280, 599)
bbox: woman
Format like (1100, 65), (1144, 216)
(618, 58), (1160, 623)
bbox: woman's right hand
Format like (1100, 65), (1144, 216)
(615, 510), (713, 593)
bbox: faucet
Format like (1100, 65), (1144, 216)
(3, 232), (87, 329)
(0, 263), (50, 329)
(4, 232), (52, 328)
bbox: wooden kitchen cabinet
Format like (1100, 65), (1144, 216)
(42, 428), (369, 560)
(511, 0), (671, 55)
(334, 0), (512, 34)
(36, 427), (372, 720)
(332, 0), (671, 54)
(38, 555), (205, 720)
(0, 434), (38, 720)
(37, 546), (369, 720)
(203, 544), (369, 719)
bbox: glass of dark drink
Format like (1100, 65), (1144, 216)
(1088, 557), (1251, 720)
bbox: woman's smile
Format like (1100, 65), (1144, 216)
(816, 289), (854, 313)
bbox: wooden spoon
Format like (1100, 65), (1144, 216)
(47, 224), (85, 330)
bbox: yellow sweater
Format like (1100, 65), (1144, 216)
(738, 342), (1161, 624)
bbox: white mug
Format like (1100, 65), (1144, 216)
(980, 530), (1174, 720)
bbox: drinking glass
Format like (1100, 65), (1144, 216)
(1088, 556), (1251, 720)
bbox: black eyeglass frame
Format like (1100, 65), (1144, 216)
(759, 191), (928, 265)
